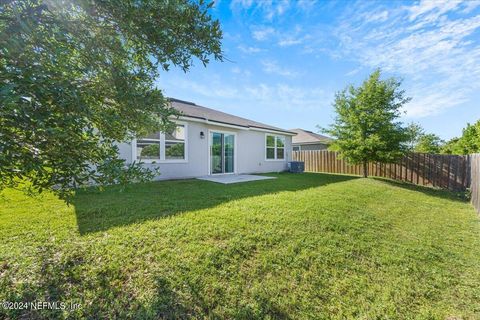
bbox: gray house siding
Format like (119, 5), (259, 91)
(116, 120), (292, 180)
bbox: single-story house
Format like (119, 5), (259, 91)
(290, 128), (333, 151)
(117, 98), (295, 180)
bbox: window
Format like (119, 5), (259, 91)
(293, 146), (300, 152)
(136, 132), (161, 160)
(165, 125), (185, 160)
(266, 134), (285, 160)
(135, 124), (187, 162)
(276, 136), (285, 159)
(266, 135), (275, 159)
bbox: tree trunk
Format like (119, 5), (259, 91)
(363, 160), (368, 178)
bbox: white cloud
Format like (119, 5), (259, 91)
(231, 67), (252, 77)
(297, 0), (317, 11)
(165, 77), (240, 99)
(278, 38), (303, 47)
(252, 26), (275, 41)
(237, 45), (263, 53)
(231, 0), (290, 20)
(261, 60), (299, 77)
(403, 86), (469, 117)
(330, 1), (480, 118)
(244, 83), (330, 110)
(230, 0), (254, 9)
(345, 67), (361, 76)
(278, 34), (312, 47)
(163, 78), (330, 111)
(407, 0), (462, 21)
(277, 25), (310, 47)
(365, 10), (389, 22)
(271, 0), (290, 18)
(462, 1), (480, 13)
(231, 0), (324, 19)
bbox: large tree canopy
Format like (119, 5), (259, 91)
(324, 69), (411, 177)
(442, 120), (480, 155)
(0, 0), (223, 197)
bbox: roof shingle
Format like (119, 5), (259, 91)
(289, 128), (333, 144)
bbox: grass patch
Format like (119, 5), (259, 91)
(1, 173), (479, 319)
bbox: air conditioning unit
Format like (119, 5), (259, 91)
(288, 161), (304, 173)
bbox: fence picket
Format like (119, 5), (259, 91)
(292, 151), (471, 194)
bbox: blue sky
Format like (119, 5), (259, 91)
(157, 0), (480, 140)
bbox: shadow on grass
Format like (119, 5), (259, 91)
(1, 248), (289, 319)
(73, 173), (358, 235)
(0, 245), (190, 319)
(371, 176), (469, 203)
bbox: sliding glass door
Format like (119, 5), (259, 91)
(210, 132), (235, 174)
(211, 132), (223, 174)
(224, 134), (234, 173)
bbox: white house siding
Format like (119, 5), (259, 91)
(116, 120), (292, 180)
(236, 129), (292, 174)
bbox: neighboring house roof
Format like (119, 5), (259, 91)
(170, 98), (295, 135)
(289, 128), (334, 145)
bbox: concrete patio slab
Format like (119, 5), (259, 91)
(197, 174), (276, 184)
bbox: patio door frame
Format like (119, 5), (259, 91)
(207, 129), (237, 175)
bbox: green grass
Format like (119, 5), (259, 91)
(1, 173), (479, 319)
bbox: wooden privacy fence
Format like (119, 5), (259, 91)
(292, 150), (470, 191)
(470, 154), (480, 213)
(292, 150), (480, 213)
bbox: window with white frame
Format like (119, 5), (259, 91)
(165, 125), (186, 160)
(136, 124), (187, 162)
(136, 132), (161, 161)
(266, 134), (285, 160)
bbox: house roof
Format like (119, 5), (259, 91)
(170, 98), (295, 135)
(289, 128), (334, 145)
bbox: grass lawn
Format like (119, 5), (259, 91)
(1, 173), (479, 319)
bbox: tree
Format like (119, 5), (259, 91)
(405, 122), (424, 151)
(442, 138), (461, 155)
(415, 134), (444, 154)
(324, 69), (411, 177)
(0, 0), (223, 197)
(405, 123), (444, 153)
(442, 120), (480, 155)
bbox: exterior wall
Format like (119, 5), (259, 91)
(293, 143), (329, 151)
(116, 120), (292, 180)
(236, 129), (291, 174)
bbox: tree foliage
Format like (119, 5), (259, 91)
(0, 0), (223, 197)
(405, 122), (423, 150)
(405, 123), (443, 154)
(415, 134), (444, 154)
(324, 69), (411, 177)
(442, 120), (480, 155)
(166, 143), (185, 158)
